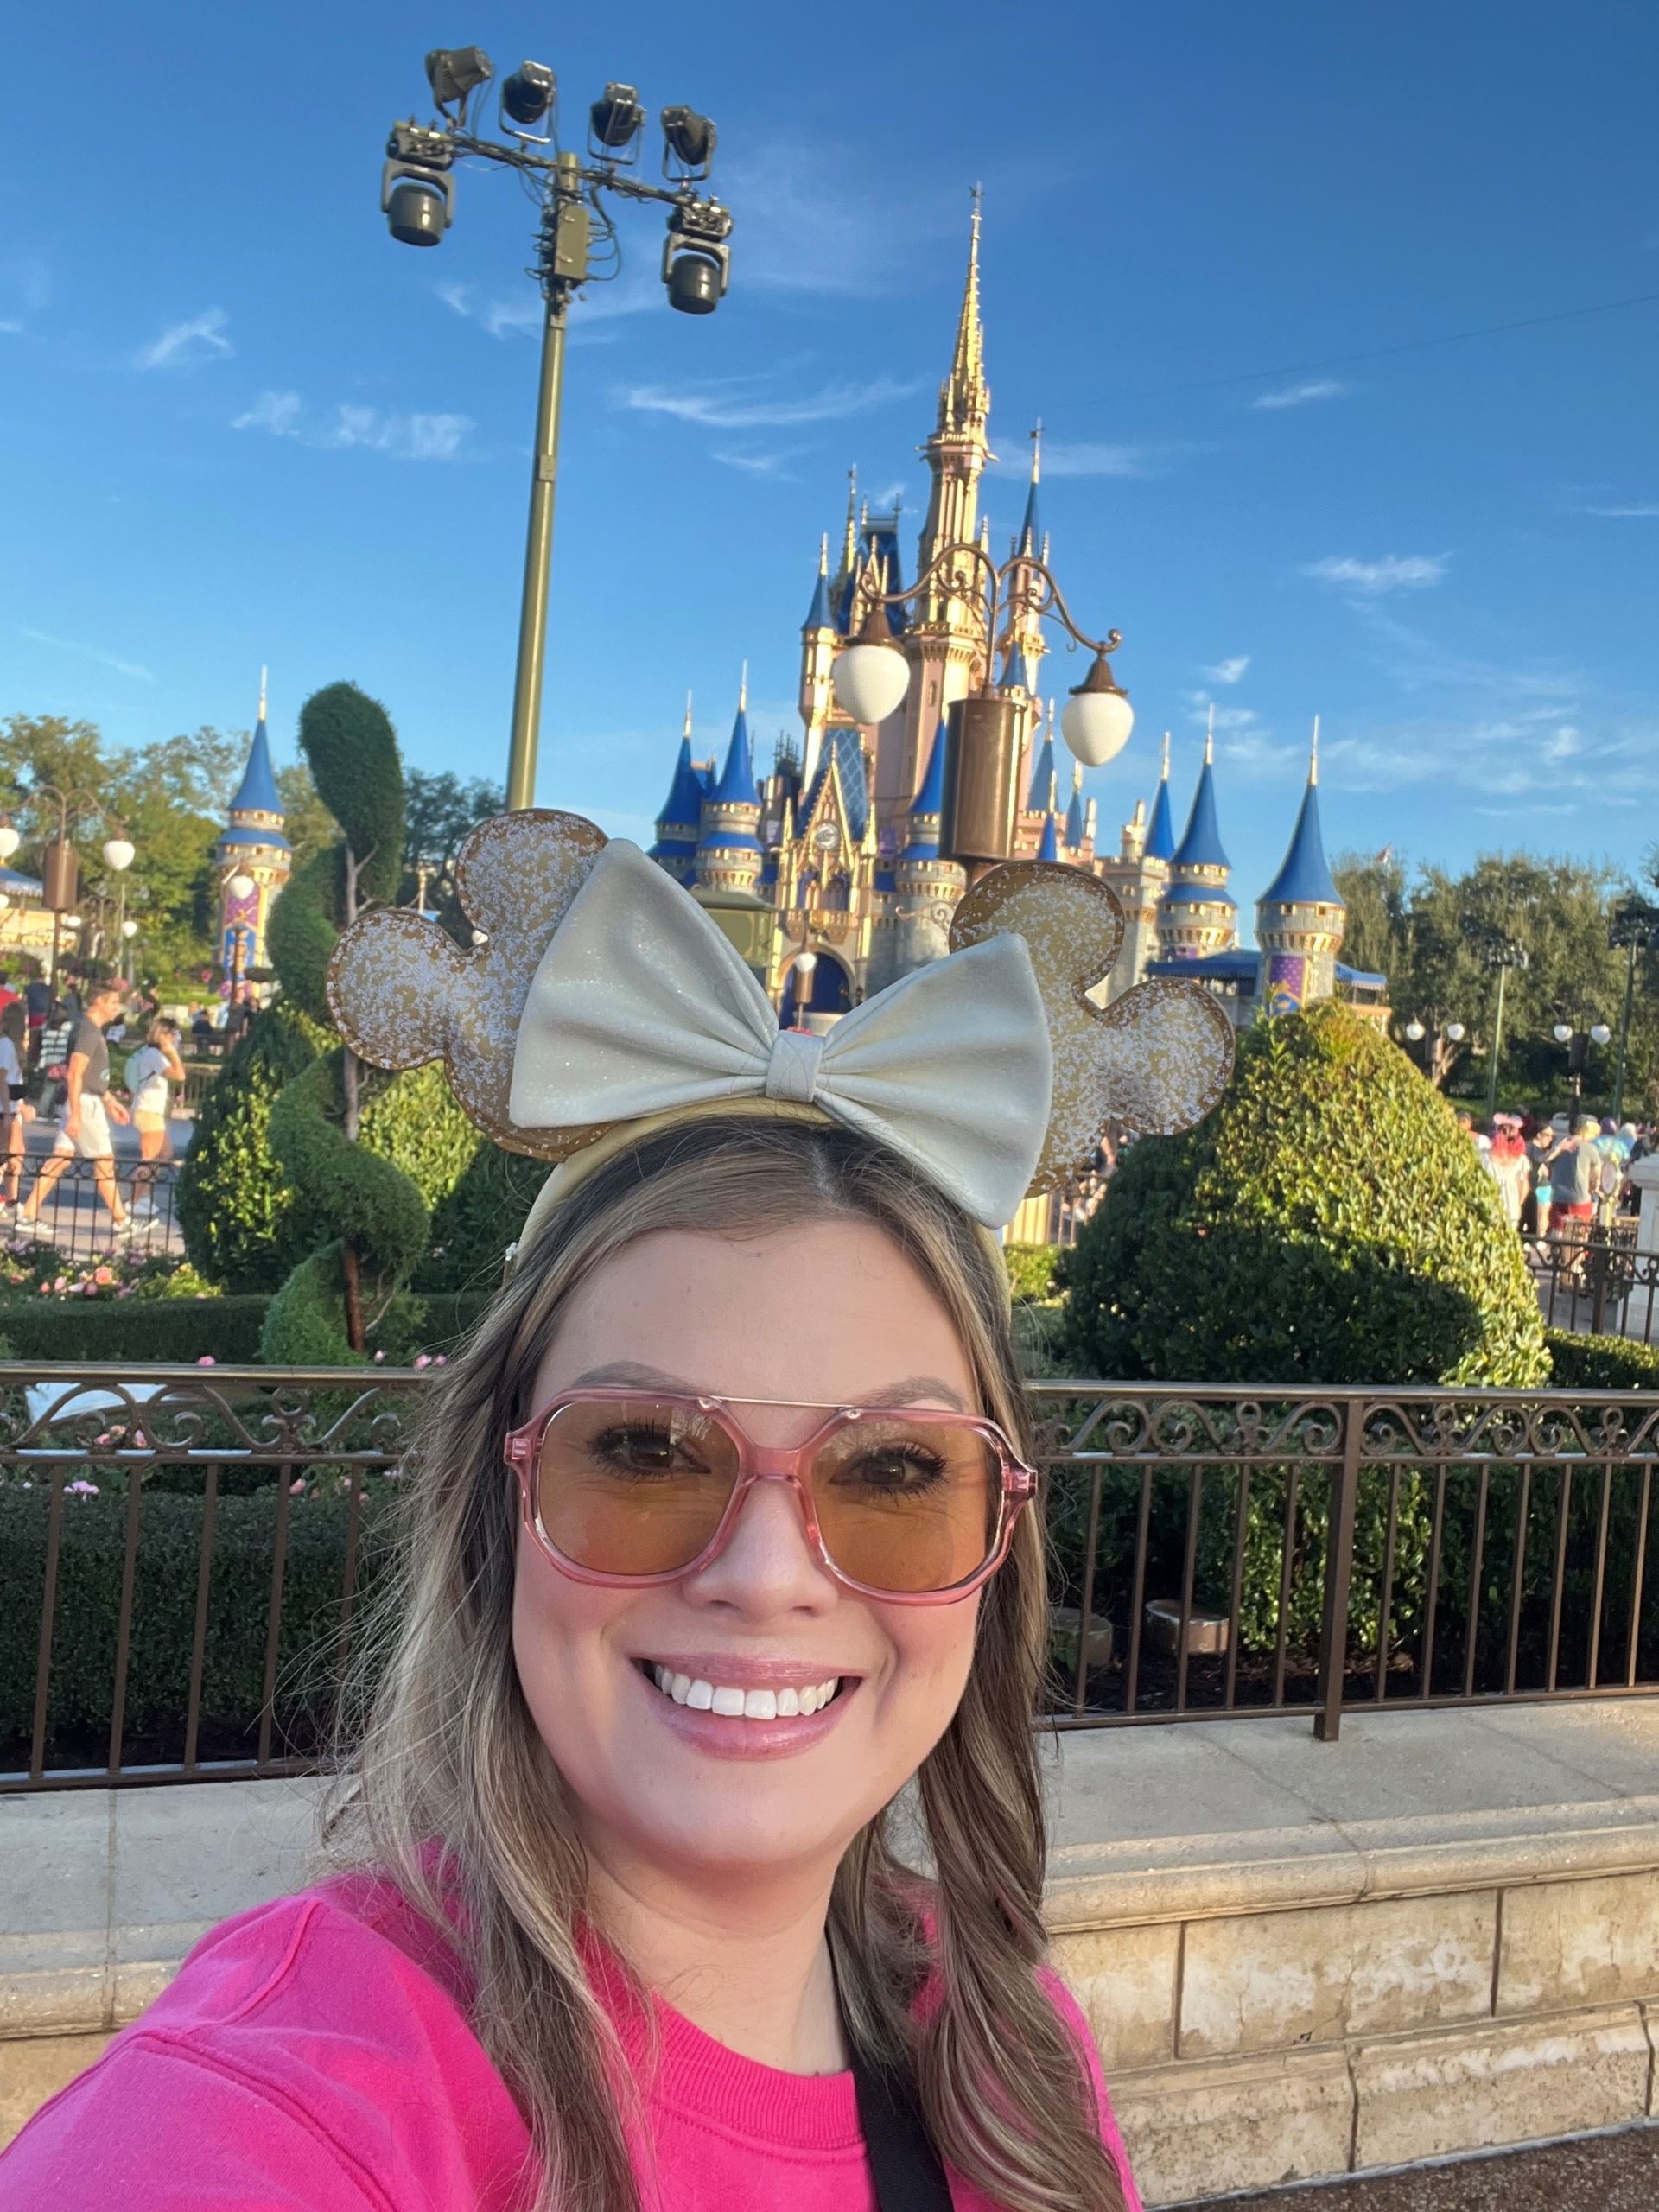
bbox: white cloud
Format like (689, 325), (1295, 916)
(437, 275), (660, 342)
(710, 447), (802, 480)
(1250, 378), (1349, 410)
(1034, 442), (1149, 479)
(1580, 502), (1659, 518)
(137, 308), (233, 371)
(1220, 733), (1300, 773)
(233, 390), (471, 460)
(719, 141), (963, 300)
(1203, 654), (1251, 685)
(618, 373), (919, 430)
(1303, 553), (1448, 594)
(19, 627), (154, 682)
(0, 321), (22, 336)
(1319, 715), (1651, 799)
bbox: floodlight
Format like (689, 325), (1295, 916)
(502, 60), (556, 126)
(661, 194), (732, 315)
(425, 46), (493, 119)
(387, 175), (451, 245)
(661, 105), (717, 173)
(589, 82), (645, 150)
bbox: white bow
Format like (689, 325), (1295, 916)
(508, 841), (1054, 1228)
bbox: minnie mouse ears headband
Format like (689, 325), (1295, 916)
(326, 810), (1234, 1234)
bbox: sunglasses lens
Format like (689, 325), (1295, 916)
(810, 1414), (1001, 1594)
(535, 1397), (740, 1575)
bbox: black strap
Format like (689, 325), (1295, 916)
(849, 2049), (954, 2212)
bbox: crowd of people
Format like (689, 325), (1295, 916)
(0, 968), (190, 1242)
(1455, 1106), (1651, 1244)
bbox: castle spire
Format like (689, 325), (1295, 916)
(683, 690), (694, 741)
(938, 185), (988, 435)
(1016, 422), (1043, 555)
(839, 469), (859, 577)
(1310, 712), (1320, 785)
(257, 664), (268, 723)
(1205, 701), (1216, 766)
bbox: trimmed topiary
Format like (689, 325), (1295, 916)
(419, 1140), (549, 1293)
(1546, 1328), (1659, 1390)
(176, 1002), (329, 1292)
(1058, 1002), (1549, 1388)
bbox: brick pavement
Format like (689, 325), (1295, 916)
(1175, 2123), (1659, 2212)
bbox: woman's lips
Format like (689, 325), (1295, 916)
(632, 1657), (859, 1759)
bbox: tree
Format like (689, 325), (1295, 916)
(402, 769), (504, 940)
(1333, 849), (1659, 1114)
(276, 761), (340, 876)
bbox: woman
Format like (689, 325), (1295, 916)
(1, 829), (1231, 2210)
(0, 992), (27, 1209)
(1484, 1114), (1529, 1233)
(122, 1015), (186, 1218)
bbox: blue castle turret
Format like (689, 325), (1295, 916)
(650, 696), (709, 885)
(1256, 719), (1348, 1014)
(1158, 716), (1236, 960)
(215, 670), (292, 977)
(696, 678), (764, 896)
(1143, 731), (1177, 864)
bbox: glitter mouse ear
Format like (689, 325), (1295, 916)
(326, 808), (608, 1159)
(950, 859), (1236, 1188)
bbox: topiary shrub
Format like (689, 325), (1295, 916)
(1004, 1243), (1061, 1305)
(418, 1141), (548, 1293)
(0, 1296), (271, 1363)
(176, 1002), (329, 1292)
(1058, 1002), (1549, 1389)
(1546, 1327), (1659, 1390)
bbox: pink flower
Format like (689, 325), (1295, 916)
(413, 1354), (431, 1370)
(372, 1350), (385, 1363)
(65, 1479), (99, 1498)
(432, 1355), (448, 1366)
(289, 1477), (306, 1496)
(132, 1431), (147, 1450)
(197, 1355), (215, 1366)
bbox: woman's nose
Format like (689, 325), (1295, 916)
(679, 1474), (836, 1616)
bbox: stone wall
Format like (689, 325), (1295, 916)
(5, 1706), (1659, 2198)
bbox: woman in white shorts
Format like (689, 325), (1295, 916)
(124, 1017), (187, 1217)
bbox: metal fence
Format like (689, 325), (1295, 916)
(2, 1159), (183, 1262)
(1532, 1224), (1658, 1344)
(3, 1367), (1657, 1793)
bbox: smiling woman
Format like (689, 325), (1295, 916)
(0, 813), (1237, 2212)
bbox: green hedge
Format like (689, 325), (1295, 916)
(1059, 1003), (1548, 1389)
(1546, 1329), (1659, 1390)
(1003, 1243), (1061, 1305)
(0, 1296), (271, 1363)
(0, 1484), (397, 1758)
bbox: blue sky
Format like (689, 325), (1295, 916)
(3, 2), (1656, 925)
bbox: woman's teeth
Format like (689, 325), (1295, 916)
(648, 1664), (842, 1719)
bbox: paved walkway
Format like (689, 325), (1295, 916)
(1194, 2124), (1659, 2209)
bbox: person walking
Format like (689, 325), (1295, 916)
(1484, 1116), (1529, 1232)
(122, 1016), (186, 1226)
(0, 998), (26, 1211)
(15, 982), (132, 1242)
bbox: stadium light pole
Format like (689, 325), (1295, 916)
(380, 49), (734, 810)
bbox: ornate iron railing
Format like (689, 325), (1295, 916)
(1532, 1225), (1659, 1344)
(3, 1157), (183, 1262)
(3, 1367), (1656, 1791)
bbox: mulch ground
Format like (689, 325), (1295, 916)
(1169, 2126), (1659, 2211)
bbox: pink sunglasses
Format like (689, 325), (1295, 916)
(505, 1388), (1037, 1605)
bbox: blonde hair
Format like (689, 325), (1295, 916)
(325, 1114), (1122, 2212)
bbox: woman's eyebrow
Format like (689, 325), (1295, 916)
(556, 1364), (969, 1412)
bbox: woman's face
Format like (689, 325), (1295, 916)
(512, 1218), (984, 1894)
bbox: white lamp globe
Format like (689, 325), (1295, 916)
(102, 837), (136, 873)
(65, 913), (83, 930)
(122, 918), (139, 940)
(1404, 1020), (1425, 1042)
(0, 824), (18, 861)
(831, 642), (910, 727)
(1553, 1022), (1573, 1045)
(1445, 1022), (1465, 1042)
(1590, 1022), (1611, 1046)
(796, 950), (817, 976)
(0, 894), (10, 914)
(1060, 652), (1135, 766)
(226, 870), (257, 902)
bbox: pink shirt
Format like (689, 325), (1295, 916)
(1, 1878), (1141, 2211)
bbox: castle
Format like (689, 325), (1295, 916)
(648, 209), (1387, 1031)
(215, 672), (291, 985)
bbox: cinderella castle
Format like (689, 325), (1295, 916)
(647, 207), (1387, 1031)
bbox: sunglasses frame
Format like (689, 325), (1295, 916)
(504, 1386), (1037, 1605)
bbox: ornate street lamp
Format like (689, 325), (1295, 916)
(380, 47), (734, 812)
(1553, 1017), (1611, 1103)
(1466, 926), (1529, 1118)
(831, 541), (1131, 877)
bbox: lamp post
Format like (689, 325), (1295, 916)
(1468, 929), (1529, 1118)
(830, 538), (1132, 882)
(9, 788), (133, 999)
(379, 48), (734, 813)
(1552, 1017), (1612, 1103)
(791, 948), (817, 1026)
(1609, 898), (1659, 1122)
(1402, 1016), (1465, 1087)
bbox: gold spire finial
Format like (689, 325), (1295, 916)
(938, 186), (988, 433)
(739, 660), (748, 713)
(817, 533), (829, 576)
(257, 665), (268, 722)
(1160, 729), (1172, 780)
(838, 467), (859, 577)
(1072, 757), (1083, 794)
(1029, 419), (1042, 485)
(1310, 713), (1320, 785)
(1205, 702), (1215, 766)
(683, 690), (694, 741)
(1048, 767), (1058, 813)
